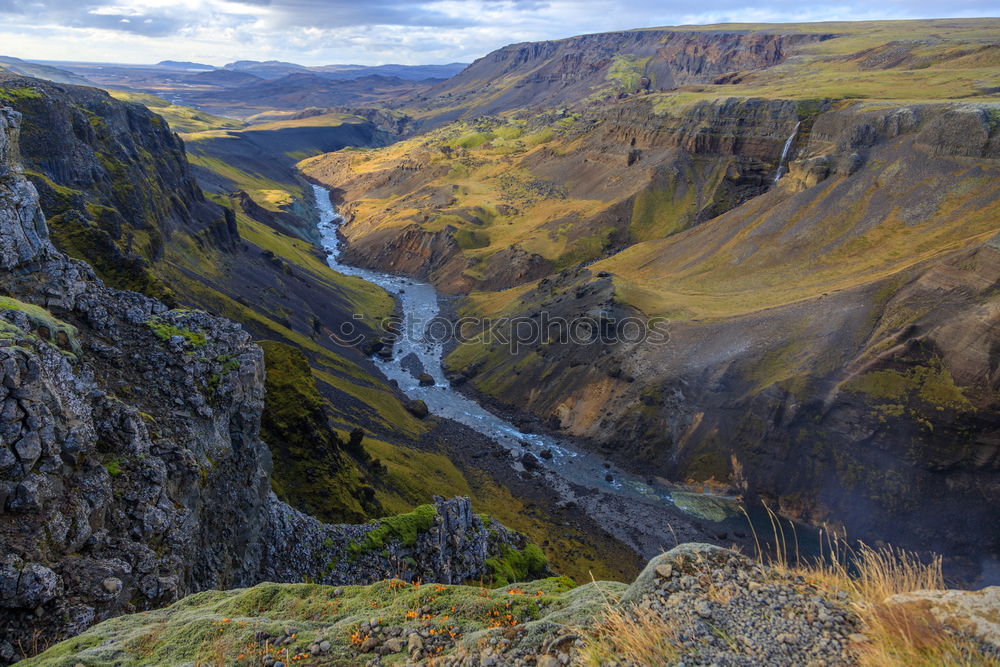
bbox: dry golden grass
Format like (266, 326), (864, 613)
(577, 506), (999, 667)
(753, 503), (999, 667)
(805, 544), (998, 667)
(578, 605), (681, 666)
(855, 601), (997, 667)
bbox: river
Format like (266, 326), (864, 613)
(313, 184), (746, 525)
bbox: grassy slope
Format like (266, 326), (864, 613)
(182, 133), (309, 213)
(107, 90), (244, 133)
(181, 111), (375, 215)
(300, 115), (633, 277)
(21, 575), (594, 667)
(597, 142), (1000, 320)
(647, 18), (1000, 101)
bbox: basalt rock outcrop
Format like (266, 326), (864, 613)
(0, 106), (530, 663)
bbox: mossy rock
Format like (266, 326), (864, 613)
(486, 544), (549, 586)
(259, 340), (382, 523)
(0, 296), (80, 354)
(21, 574), (621, 666)
(347, 504), (438, 559)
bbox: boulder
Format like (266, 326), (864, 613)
(886, 587), (1000, 649)
(405, 399), (429, 419)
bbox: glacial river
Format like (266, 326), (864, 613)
(313, 184), (740, 521)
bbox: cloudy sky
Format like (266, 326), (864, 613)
(0, 0), (995, 66)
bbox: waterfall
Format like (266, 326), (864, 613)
(772, 121), (801, 185)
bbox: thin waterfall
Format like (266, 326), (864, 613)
(772, 121), (801, 185)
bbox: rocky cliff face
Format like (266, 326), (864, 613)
(0, 107), (532, 664)
(409, 30), (830, 123)
(0, 72), (237, 303)
(304, 95), (804, 294)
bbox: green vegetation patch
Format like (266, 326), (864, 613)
(260, 340), (381, 523)
(146, 318), (207, 348)
(845, 358), (974, 411)
(348, 504), (438, 559)
(105, 458), (124, 477)
(448, 131), (495, 149)
(23, 572), (619, 666)
(486, 544), (549, 586)
(606, 55), (651, 92)
(629, 179), (696, 242)
(0, 296), (79, 353)
(0, 86), (42, 103)
(108, 91), (244, 133)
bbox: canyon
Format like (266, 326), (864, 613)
(0, 15), (998, 666)
(301, 20), (1000, 583)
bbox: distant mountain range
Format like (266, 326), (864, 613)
(0, 55), (93, 86)
(0, 57), (468, 119)
(156, 60), (215, 70)
(222, 59), (468, 81)
(1, 57), (467, 91)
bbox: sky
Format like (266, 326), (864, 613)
(0, 0), (996, 67)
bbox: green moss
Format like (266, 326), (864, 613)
(553, 225), (617, 270)
(795, 99), (827, 118)
(105, 458), (124, 476)
(24, 169), (79, 203)
(848, 369), (912, 401)
(448, 132), (494, 149)
(845, 359), (973, 411)
(544, 575), (578, 593)
(19, 631), (105, 662)
(486, 544), (548, 586)
(24, 558), (626, 665)
(0, 296), (79, 353)
(523, 128), (555, 146)
(454, 228), (490, 250)
(348, 504), (438, 559)
(606, 55), (651, 91)
(0, 86), (42, 102)
(260, 340), (381, 523)
(494, 126), (523, 140)
(146, 319), (207, 348)
(629, 178), (696, 242)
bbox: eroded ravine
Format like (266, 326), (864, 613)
(313, 184), (747, 527)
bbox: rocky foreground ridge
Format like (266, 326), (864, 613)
(20, 542), (1000, 666)
(0, 106), (537, 663)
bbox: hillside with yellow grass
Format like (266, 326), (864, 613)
(303, 18), (1000, 577)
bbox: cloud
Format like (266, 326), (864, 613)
(0, 0), (996, 66)
(256, 0), (476, 29)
